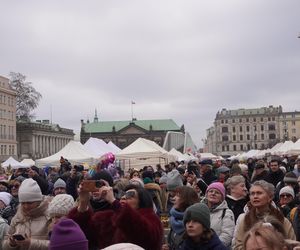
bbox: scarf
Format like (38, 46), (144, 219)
(169, 207), (185, 234)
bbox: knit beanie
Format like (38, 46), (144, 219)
(283, 172), (297, 184)
(183, 203), (210, 229)
(49, 218), (88, 250)
(48, 194), (75, 217)
(279, 186), (295, 198)
(54, 178), (66, 190)
(206, 182), (226, 200)
(0, 192), (12, 206)
(103, 243), (144, 250)
(18, 178), (43, 202)
(166, 169), (183, 191)
(129, 177), (144, 188)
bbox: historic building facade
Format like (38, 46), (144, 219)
(0, 76), (17, 162)
(80, 114), (184, 149)
(17, 120), (74, 160)
(205, 105), (300, 156)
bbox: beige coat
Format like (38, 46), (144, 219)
(3, 197), (51, 250)
(232, 213), (296, 250)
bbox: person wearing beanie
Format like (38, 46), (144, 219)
(103, 243), (144, 250)
(129, 177), (144, 188)
(274, 171), (299, 203)
(277, 186), (296, 217)
(0, 192), (14, 224)
(68, 184), (163, 250)
(181, 203), (227, 250)
(3, 178), (51, 250)
(202, 182), (235, 247)
(48, 194), (75, 232)
(53, 178), (67, 196)
(49, 218), (88, 250)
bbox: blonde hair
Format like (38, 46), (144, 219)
(243, 220), (286, 250)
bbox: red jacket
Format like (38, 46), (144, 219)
(68, 200), (163, 250)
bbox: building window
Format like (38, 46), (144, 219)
(268, 117), (271, 121)
(233, 135), (236, 141)
(226, 145), (229, 151)
(240, 144), (244, 151)
(254, 134), (257, 140)
(254, 125), (257, 131)
(232, 126), (236, 133)
(222, 135), (229, 142)
(261, 117), (263, 122)
(222, 146), (225, 151)
(253, 117), (256, 122)
(222, 127), (228, 133)
(246, 126), (250, 132)
(268, 124), (275, 130)
(247, 144), (251, 150)
(240, 135), (243, 141)
(255, 144), (257, 149)
(239, 118), (242, 123)
(292, 121), (296, 126)
(247, 134), (250, 140)
(232, 119), (235, 123)
(261, 143), (265, 149)
(292, 129), (296, 134)
(246, 118), (249, 122)
(240, 126), (243, 132)
(233, 145), (236, 151)
(221, 120), (224, 124)
(272, 117), (275, 121)
(225, 119), (228, 124)
(269, 133), (276, 140)
(261, 134), (265, 140)
(261, 125), (264, 131)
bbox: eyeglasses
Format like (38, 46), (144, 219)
(122, 190), (137, 200)
(280, 194), (293, 198)
(207, 189), (221, 195)
(10, 184), (20, 189)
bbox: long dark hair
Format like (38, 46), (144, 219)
(124, 184), (153, 209)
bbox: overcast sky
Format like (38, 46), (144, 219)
(1, 1), (300, 147)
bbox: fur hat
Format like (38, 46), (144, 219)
(206, 182), (225, 200)
(18, 178), (43, 202)
(54, 178), (66, 190)
(279, 186), (295, 198)
(166, 169), (183, 191)
(0, 192), (12, 206)
(48, 194), (75, 217)
(49, 218), (88, 250)
(183, 203), (210, 229)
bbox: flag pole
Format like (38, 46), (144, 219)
(131, 101), (133, 121)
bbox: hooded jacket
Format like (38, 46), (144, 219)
(203, 199), (235, 247)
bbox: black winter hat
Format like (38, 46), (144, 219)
(92, 170), (114, 187)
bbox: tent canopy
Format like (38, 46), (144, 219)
(287, 139), (300, 156)
(35, 141), (98, 167)
(21, 159), (35, 167)
(273, 141), (294, 156)
(107, 141), (121, 154)
(116, 138), (175, 170)
(83, 137), (112, 157)
(2, 157), (30, 169)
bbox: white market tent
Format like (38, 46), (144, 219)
(107, 141), (121, 154)
(2, 157), (30, 169)
(287, 139), (300, 156)
(83, 137), (111, 157)
(199, 152), (218, 160)
(273, 141), (294, 156)
(35, 141), (98, 167)
(21, 158), (35, 167)
(116, 138), (176, 170)
(269, 142), (283, 155)
(243, 150), (261, 159)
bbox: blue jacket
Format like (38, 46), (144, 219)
(182, 232), (227, 250)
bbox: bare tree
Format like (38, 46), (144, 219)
(9, 72), (42, 121)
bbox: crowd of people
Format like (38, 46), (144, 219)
(1, 156), (300, 249)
